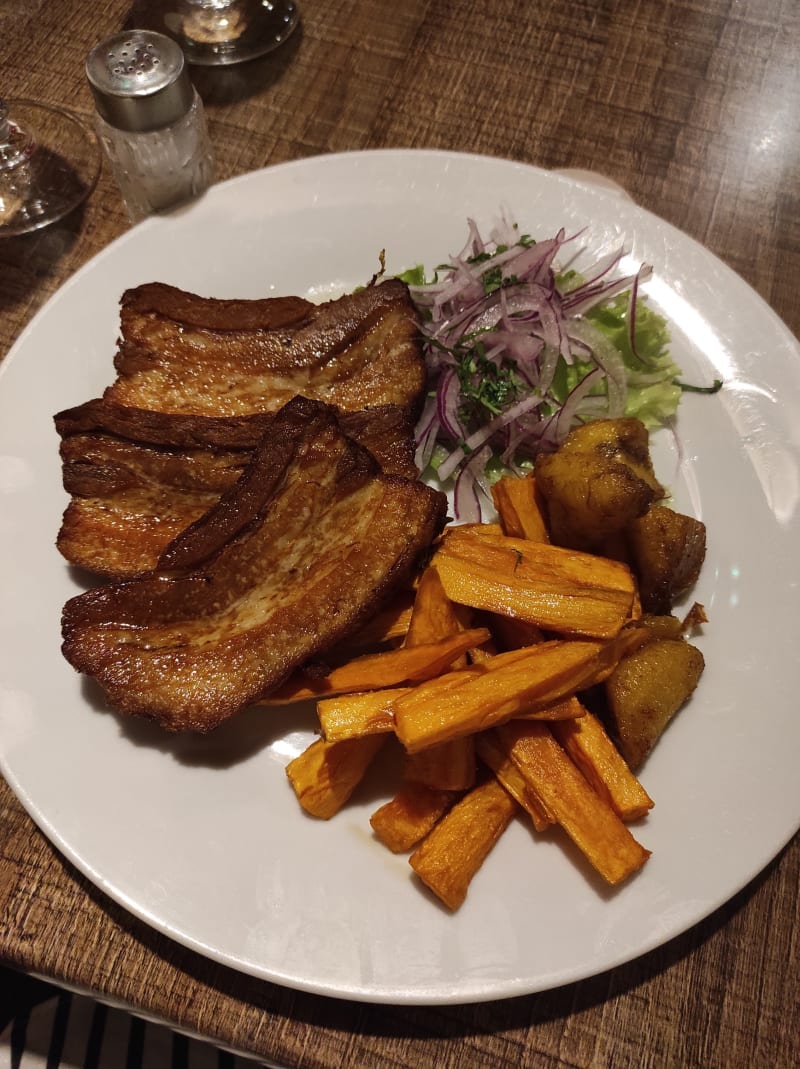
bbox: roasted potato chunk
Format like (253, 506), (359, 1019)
(604, 638), (704, 769)
(626, 505), (706, 614)
(535, 418), (664, 550)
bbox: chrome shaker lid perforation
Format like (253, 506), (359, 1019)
(86, 31), (194, 133)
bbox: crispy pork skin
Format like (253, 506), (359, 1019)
(55, 397), (277, 450)
(61, 397), (447, 732)
(55, 399), (419, 578)
(105, 279), (426, 417)
(114, 283), (314, 332)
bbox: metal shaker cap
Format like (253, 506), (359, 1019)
(86, 30), (195, 133)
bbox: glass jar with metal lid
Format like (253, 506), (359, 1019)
(86, 30), (214, 222)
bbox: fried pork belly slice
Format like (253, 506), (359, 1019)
(104, 278), (426, 418)
(55, 396), (418, 472)
(61, 397), (447, 732)
(55, 398), (419, 578)
(337, 406), (418, 480)
(54, 396), (277, 450)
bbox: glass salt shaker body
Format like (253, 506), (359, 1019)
(86, 30), (214, 223)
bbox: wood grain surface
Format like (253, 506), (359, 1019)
(1, 1), (799, 1066)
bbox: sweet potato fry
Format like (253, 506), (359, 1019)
(318, 689), (477, 787)
(404, 736), (477, 791)
(405, 566), (466, 648)
(332, 592), (415, 656)
(517, 695), (585, 722)
(370, 783), (457, 853)
(405, 565), (496, 664)
(475, 732), (552, 831)
(409, 776), (518, 910)
(466, 639), (498, 663)
(264, 626), (491, 703)
(432, 527), (636, 639)
(491, 473), (550, 542)
(396, 567), (478, 787)
(286, 734), (386, 819)
(487, 612), (544, 650)
(496, 720), (650, 884)
(393, 639), (603, 754)
(317, 688), (409, 741)
(551, 706), (654, 821)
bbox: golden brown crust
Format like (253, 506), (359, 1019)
(625, 505), (707, 615)
(55, 398), (420, 578)
(55, 397), (276, 450)
(120, 282), (314, 332)
(61, 397), (447, 732)
(106, 279), (427, 418)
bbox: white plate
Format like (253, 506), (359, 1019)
(1, 150), (799, 1005)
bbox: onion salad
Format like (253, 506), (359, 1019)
(401, 213), (686, 521)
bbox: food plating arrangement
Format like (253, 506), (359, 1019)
(55, 217), (709, 911)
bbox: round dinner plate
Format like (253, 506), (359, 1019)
(1, 150), (799, 1005)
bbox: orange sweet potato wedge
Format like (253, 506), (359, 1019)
(406, 563), (496, 661)
(551, 705), (654, 822)
(409, 776), (518, 910)
(432, 526), (636, 639)
(487, 612), (545, 650)
(401, 568), (477, 788)
(491, 473), (550, 542)
(405, 565), (466, 649)
(264, 627), (491, 703)
(475, 732), (553, 832)
(404, 735), (477, 791)
(392, 639), (603, 754)
(495, 720), (650, 884)
(286, 734), (386, 819)
(370, 783), (458, 853)
(517, 695), (585, 722)
(316, 687), (410, 741)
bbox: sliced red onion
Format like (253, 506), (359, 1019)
(437, 392), (545, 482)
(413, 393), (440, 472)
(551, 366), (604, 441)
(409, 216), (663, 514)
(567, 318), (628, 417)
(452, 444), (493, 522)
(560, 245), (625, 293)
(436, 367), (468, 440)
(562, 269), (650, 317)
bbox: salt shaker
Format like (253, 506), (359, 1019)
(85, 30), (214, 222)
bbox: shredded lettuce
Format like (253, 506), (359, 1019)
(583, 295), (682, 428)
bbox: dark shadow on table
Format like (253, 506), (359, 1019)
(0, 965), (55, 1033)
(0, 204), (86, 313)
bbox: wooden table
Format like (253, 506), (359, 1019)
(2, 2), (798, 1066)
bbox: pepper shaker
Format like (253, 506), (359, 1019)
(86, 30), (214, 222)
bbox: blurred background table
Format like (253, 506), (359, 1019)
(1, 1), (798, 1066)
